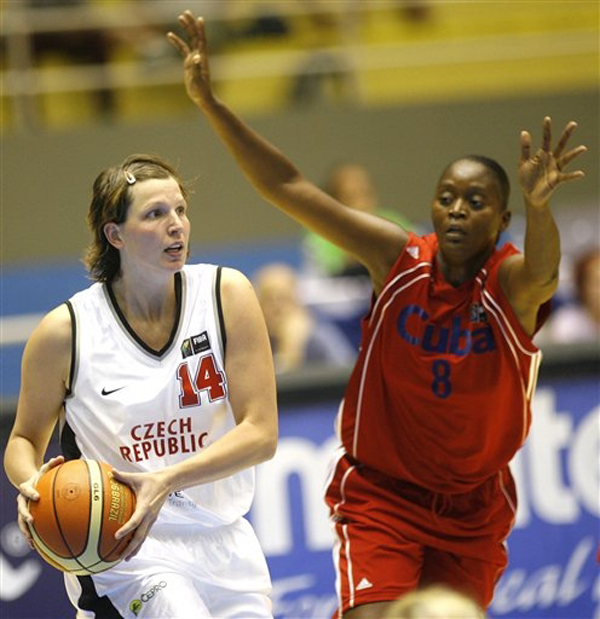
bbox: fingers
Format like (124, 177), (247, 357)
(520, 130), (532, 162)
(123, 521), (154, 561)
(179, 11), (203, 50)
(541, 116), (552, 153)
(110, 467), (130, 485)
(14, 456), (65, 548)
(549, 118), (587, 176)
(17, 493), (33, 524)
(40, 455), (64, 476)
(559, 170), (585, 183)
(553, 120), (578, 158)
(116, 511), (157, 562)
(114, 512), (140, 542)
(111, 470), (143, 542)
(196, 16), (208, 58)
(167, 11), (207, 63)
(524, 117), (586, 167)
(19, 456), (63, 501)
(18, 480), (38, 503)
(178, 10), (197, 41)
(24, 454), (64, 498)
(17, 515), (35, 549)
(559, 144), (588, 169)
(17, 495), (35, 548)
(166, 32), (189, 57)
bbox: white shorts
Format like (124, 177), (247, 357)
(64, 517), (272, 618)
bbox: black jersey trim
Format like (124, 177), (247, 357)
(65, 300), (76, 397)
(76, 576), (123, 617)
(60, 421), (82, 461)
(106, 272), (183, 358)
(215, 266), (227, 355)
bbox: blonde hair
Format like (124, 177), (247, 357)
(382, 585), (485, 619)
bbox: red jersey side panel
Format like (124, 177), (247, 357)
(339, 233), (546, 493)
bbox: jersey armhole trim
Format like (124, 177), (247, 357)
(215, 266), (227, 357)
(65, 300), (76, 397)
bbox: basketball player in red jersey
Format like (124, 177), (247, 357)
(168, 11), (587, 617)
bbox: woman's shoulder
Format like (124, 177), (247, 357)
(26, 303), (72, 355)
(218, 266), (253, 295)
(185, 263), (250, 285)
(397, 232), (437, 263)
(183, 263), (224, 280)
(68, 280), (104, 305)
(40, 303), (72, 331)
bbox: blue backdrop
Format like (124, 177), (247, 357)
(1, 374), (597, 618)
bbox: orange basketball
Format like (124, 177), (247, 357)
(27, 459), (136, 575)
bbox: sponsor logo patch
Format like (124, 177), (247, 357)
(181, 331), (211, 358)
(129, 581), (167, 616)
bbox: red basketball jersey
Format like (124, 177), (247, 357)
(339, 233), (549, 493)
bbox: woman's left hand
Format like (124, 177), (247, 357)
(519, 116), (586, 207)
(110, 468), (173, 560)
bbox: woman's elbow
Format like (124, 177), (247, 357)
(255, 421), (278, 463)
(260, 429), (278, 462)
(538, 269), (560, 303)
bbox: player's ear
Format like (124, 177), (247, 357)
(104, 222), (124, 249)
(500, 209), (512, 233)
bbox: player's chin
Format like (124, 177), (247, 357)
(440, 239), (469, 259)
(162, 253), (187, 270)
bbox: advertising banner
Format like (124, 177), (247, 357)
(1, 376), (597, 618)
(248, 377), (599, 619)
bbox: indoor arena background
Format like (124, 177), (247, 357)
(1, 2), (598, 618)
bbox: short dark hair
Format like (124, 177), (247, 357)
(444, 155), (510, 210)
(84, 154), (188, 283)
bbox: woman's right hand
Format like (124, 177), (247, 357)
(167, 10), (215, 111)
(17, 455), (64, 547)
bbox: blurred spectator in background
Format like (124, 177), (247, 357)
(382, 585), (485, 619)
(289, 0), (354, 105)
(23, 0), (115, 116)
(254, 263), (356, 373)
(302, 161), (416, 278)
(537, 246), (600, 345)
(398, 0), (434, 25)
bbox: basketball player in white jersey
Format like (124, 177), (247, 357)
(4, 154), (278, 618)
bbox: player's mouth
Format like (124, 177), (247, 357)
(445, 225), (467, 242)
(165, 241), (185, 256)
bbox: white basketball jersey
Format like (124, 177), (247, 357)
(62, 264), (254, 528)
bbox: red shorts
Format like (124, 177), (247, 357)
(324, 450), (517, 616)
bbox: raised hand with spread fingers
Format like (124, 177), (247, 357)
(519, 116), (586, 208)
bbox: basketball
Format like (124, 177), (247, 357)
(27, 459), (136, 575)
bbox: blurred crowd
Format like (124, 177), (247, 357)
(2, 0), (436, 128)
(253, 160), (423, 374)
(251, 159), (598, 375)
(4, 1), (597, 375)
(535, 246), (600, 347)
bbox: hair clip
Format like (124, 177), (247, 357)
(124, 171), (136, 185)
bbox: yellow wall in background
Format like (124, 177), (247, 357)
(1, 1), (598, 128)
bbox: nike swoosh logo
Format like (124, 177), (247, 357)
(101, 387), (124, 396)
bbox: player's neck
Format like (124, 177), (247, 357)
(111, 274), (176, 323)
